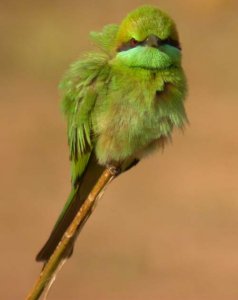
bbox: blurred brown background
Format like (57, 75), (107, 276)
(1, 0), (238, 299)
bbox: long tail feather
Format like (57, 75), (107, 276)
(36, 154), (104, 262)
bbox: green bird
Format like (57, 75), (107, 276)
(36, 5), (187, 262)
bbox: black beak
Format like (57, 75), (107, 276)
(145, 35), (161, 48)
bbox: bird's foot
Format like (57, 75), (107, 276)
(106, 164), (121, 176)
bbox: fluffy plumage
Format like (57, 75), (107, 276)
(36, 5), (187, 262)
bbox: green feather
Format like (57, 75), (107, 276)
(59, 52), (109, 164)
(90, 24), (119, 54)
(36, 5), (188, 262)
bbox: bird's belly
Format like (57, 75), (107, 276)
(93, 68), (186, 165)
(93, 104), (172, 165)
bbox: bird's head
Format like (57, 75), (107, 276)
(113, 6), (182, 70)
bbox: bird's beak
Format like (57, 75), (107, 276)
(145, 35), (161, 48)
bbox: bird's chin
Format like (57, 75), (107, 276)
(115, 46), (176, 70)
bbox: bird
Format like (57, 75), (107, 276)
(36, 5), (187, 262)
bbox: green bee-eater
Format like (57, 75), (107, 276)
(36, 5), (187, 262)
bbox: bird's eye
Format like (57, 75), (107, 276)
(117, 38), (140, 52)
(130, 38), (139, 47)
(164, 38), (181, 50)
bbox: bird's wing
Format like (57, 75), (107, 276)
(36, 53), (110, 261)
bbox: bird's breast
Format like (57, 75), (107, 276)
(92, 67), (186, 165)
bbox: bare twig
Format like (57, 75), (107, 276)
(26, 166), (117, 300)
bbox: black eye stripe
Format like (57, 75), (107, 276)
(161, 38), (181, 50)
(117, 39), (143, 52)
(117, 37), (181, 52)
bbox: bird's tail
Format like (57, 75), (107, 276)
(36, 153), (105, 262)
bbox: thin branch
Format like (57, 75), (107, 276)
(25, 166), (118, 300)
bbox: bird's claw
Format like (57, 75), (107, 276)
(107, 164), (121, 176)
